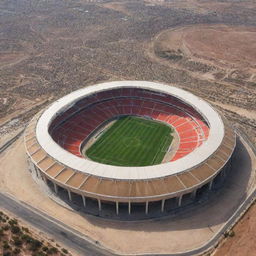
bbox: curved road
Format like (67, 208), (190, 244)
(0, 192), (114, 256)
(1, 188), (256, 256)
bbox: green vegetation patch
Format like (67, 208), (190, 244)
(85, 116), (173, 166)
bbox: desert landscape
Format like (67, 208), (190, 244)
(0, 0), (256, 255)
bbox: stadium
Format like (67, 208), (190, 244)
(24, 81), (236, 217)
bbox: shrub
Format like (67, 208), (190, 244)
(3, 241), (10, 249)
(11, 225), (21, 234)
(224, 230), (235, 238)
(8, 219), (18, 226)
(21, 234), (33, 243)
(42, 246), (49, 252)
(229, 230), (235, 237)
(3, 252), (11, 256)
(32, 252), (46, 256)
(61, 248), (68, 254)
(29, 239), (42, 251)
(13, 236), (23, 247)
(48, 247), (58, 254)
(22, 227), (29, 233)
(13, 248), (21, 255)
(3, 225), (9, 231)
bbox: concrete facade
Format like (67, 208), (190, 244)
(24, 81), (236, 216)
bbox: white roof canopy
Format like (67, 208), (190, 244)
(36, 81), (224, 180)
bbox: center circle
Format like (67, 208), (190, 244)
(122, 136), (141, 148)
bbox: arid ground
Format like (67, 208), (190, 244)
(0, 0), (256, 255)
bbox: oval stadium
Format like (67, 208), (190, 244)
(24, 81), (236, 217)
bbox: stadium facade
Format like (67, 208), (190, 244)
(24, 81), (236, 215)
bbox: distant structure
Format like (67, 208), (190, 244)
(24, 81), (236, 216)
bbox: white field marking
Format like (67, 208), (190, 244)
(151, 132), (171, 165)
(88, 117), (134, 163)
(87, 117), (128, 155)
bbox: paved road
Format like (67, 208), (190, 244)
(2, 188), (255, 256)
(0, 192), (114, 256)
(0, 129), (24, 153)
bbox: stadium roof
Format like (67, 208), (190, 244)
(35, 81), (225, 180)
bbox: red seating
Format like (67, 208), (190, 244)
(157, 113), (169, 122)
(175, 122), (194, 133)
(50, 88), (210, 161)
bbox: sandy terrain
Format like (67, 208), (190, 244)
(0, 209), (71, 256)
(145, 0), (256, 15)
(101, 2), (131, 16)
(156, 25), (256, 69)
(209, 101), (256, 121)
(214, 203), (256, 256)
(0, 136), (255, 255)
(185, 27), (256, 68)
(153, 25), (256, 78)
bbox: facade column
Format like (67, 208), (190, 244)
(42, 175), (47, 183)
(209, 179), (214, 191)
(53, 183), (58, 194)
(191, 189), (197, 200)
(161, 199), (165, 212)
(145, 201), (149, 214)
(35, 166), (39, 178)
(67, 189), (72, 201)
(128, 202), (131, 215)
(228, 159), (232, 172)
(39, 169), (43, 180)
(221, 168), (227, 180)
(98, 199), (102, 212)
(178, 195), (183, 207)
(116, 201), (119, 215)
(82, 195), (86, 207)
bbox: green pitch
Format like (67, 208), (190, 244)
(85, 116), (173, 166)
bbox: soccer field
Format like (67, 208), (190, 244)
(85, 116), (173, 166)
